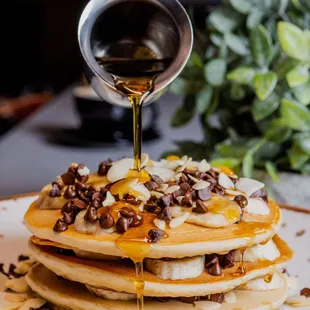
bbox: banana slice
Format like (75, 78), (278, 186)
(170, 196), (241, 228)
(145, 256), (205, 280)
(86, 285), (136, 301)
(239, 273), (284, 291)
(235, 240), (280, 262)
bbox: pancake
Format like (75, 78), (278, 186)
(26, 264), (288, 310)
(24, 199), (281, 259)
(28, 235), (292, 297)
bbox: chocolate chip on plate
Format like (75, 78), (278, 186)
(53, 219), (68, 232)
(75, 181), (87, 193)
(73, 198), (88, 210)
(181, 191), (193, 207)
(180, 182), (191, 194)
(119, 206), (136, 218)
(91, 198), (102, 209)
(61, 172), (76, 185)
(62, 212), (76, 225)
(301, 288), (310, 297)
(221, 250), (235, 268)
(144, 204), (161, 215)
(64, 186), (77, 199)
(148, 229), (164, 243)
(158, 207), (172, 222)
(159, 196), (171, 208)
(192, 200), (208, 214)
(234, 195), (248, 209)
(61, 201), (74, 214)
(52, 181), (64, 191)
(99, 213), (114, 229)
(116, 218), (129, 233)
(98, 159), (112, 176)
(197, 188), (211, 201)
(49, 183), (61, 198)
(179, 296), (197, 304)
(84, 206), (98, 223)
(130, 214), (143, 227)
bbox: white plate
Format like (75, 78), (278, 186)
(0, 195), (309, 309)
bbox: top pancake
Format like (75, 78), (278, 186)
(24, 198), (281, 258)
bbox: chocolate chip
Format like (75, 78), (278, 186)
(75, 181), (87, 192)
(123, 194), (140, 205)
(52, 181), (64, 191)
(156, 297), (170, 303)
(221, 250), (235, 268)
(209, 262), (222, 276)
(98, 159), (112, 176)
(251, 188), (268, 202)
(130, 214), (143, 227)
(148, 229), (164, 243)
(301, 288), (310, 297)
(62, 212), (75, 225)
(197, 188), (211, 201)
(87, 186), (97, 197)
(61, 201), (74, 214)
(76, 171), (89, 183)
(209, 293), (224, 303)
(73, 198), (88, 210)
(116, 218), (129, 233)
(179, 296), (197, 303)
(64, 186), (77, 199)
(99, 213), (114, 229)
(144, 204), (161, 214)
(61, 172), (76, 185)
(18, 255), (29, 262)
(205, 255), (219, 268)
(151, 174), (163, 184)
(56, 248), (75, 256)
(192, 200), (208, 213)
(119, 206), (136, 218)
(234, 195), (248, 208)
(84, 206), (98, 223)
(158, 207), (172, 222)
(237, 208), (244, 224)
(181, 173), (189, 183)
(159, 196), (171, 208)
(49, 183), (61, 197)
(181, 191), (193, 206)
(91, 198), (102, 209)
(180, 183), (191, 194)
(145, 181), (158, 191)
(53, 219), (68, 232)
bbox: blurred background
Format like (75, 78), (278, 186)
(1, 0), (310, 208)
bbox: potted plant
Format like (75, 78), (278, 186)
(167, 0), (310, 206)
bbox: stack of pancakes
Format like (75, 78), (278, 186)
(24, 155), (293, 309)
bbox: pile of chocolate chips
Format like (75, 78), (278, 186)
(205, 250), (236, 277)
(0, 254), (30, 279)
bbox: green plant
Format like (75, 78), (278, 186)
(167, 0), (310, 178)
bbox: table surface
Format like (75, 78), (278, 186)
(0, 87), (202, 196)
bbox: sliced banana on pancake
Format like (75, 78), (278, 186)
(235, 240), (280, 262)
(86, 285), (136, 301)
(239, 273), (284, 291)
(145, 256), (205, 280)
(170, 196), (241, 228)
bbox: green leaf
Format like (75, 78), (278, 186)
(279, 0), (289, 14)
(294, 132), (310, 155)
(277, 22), (309, 61)
(252, 92), (279, 121)
(227, 67), (255, 85)
(209, 7), (242, 33)
(196, 85), (213, 114)
(293, 82), (310, 105)
(242, 153), (254, 178)
(247, 9), (264, 29)
(225, 33), (249, 56)
(288, 143), (310, 170)
(286, 65), (309, 88)
(210, 157), (241, 170)
(204, 59), (227, 87)
(230, 84), (245, 100)
(265, 161), (279, 182)
(171, 95), (196, 127)
(188, 51), (204, 69)
(169, 77), (187, 95)
(250, 25), (273, 68)
(253, 72), (278, 100)
(204, 89), (220, 122)
(280, 98), (310, 131)
(217, 143), (247, 158)
(210, 33), (223, 47)
(272, 56), (300, 80)
(230, 0), (251, 14)
(264, 119), (292, 142)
